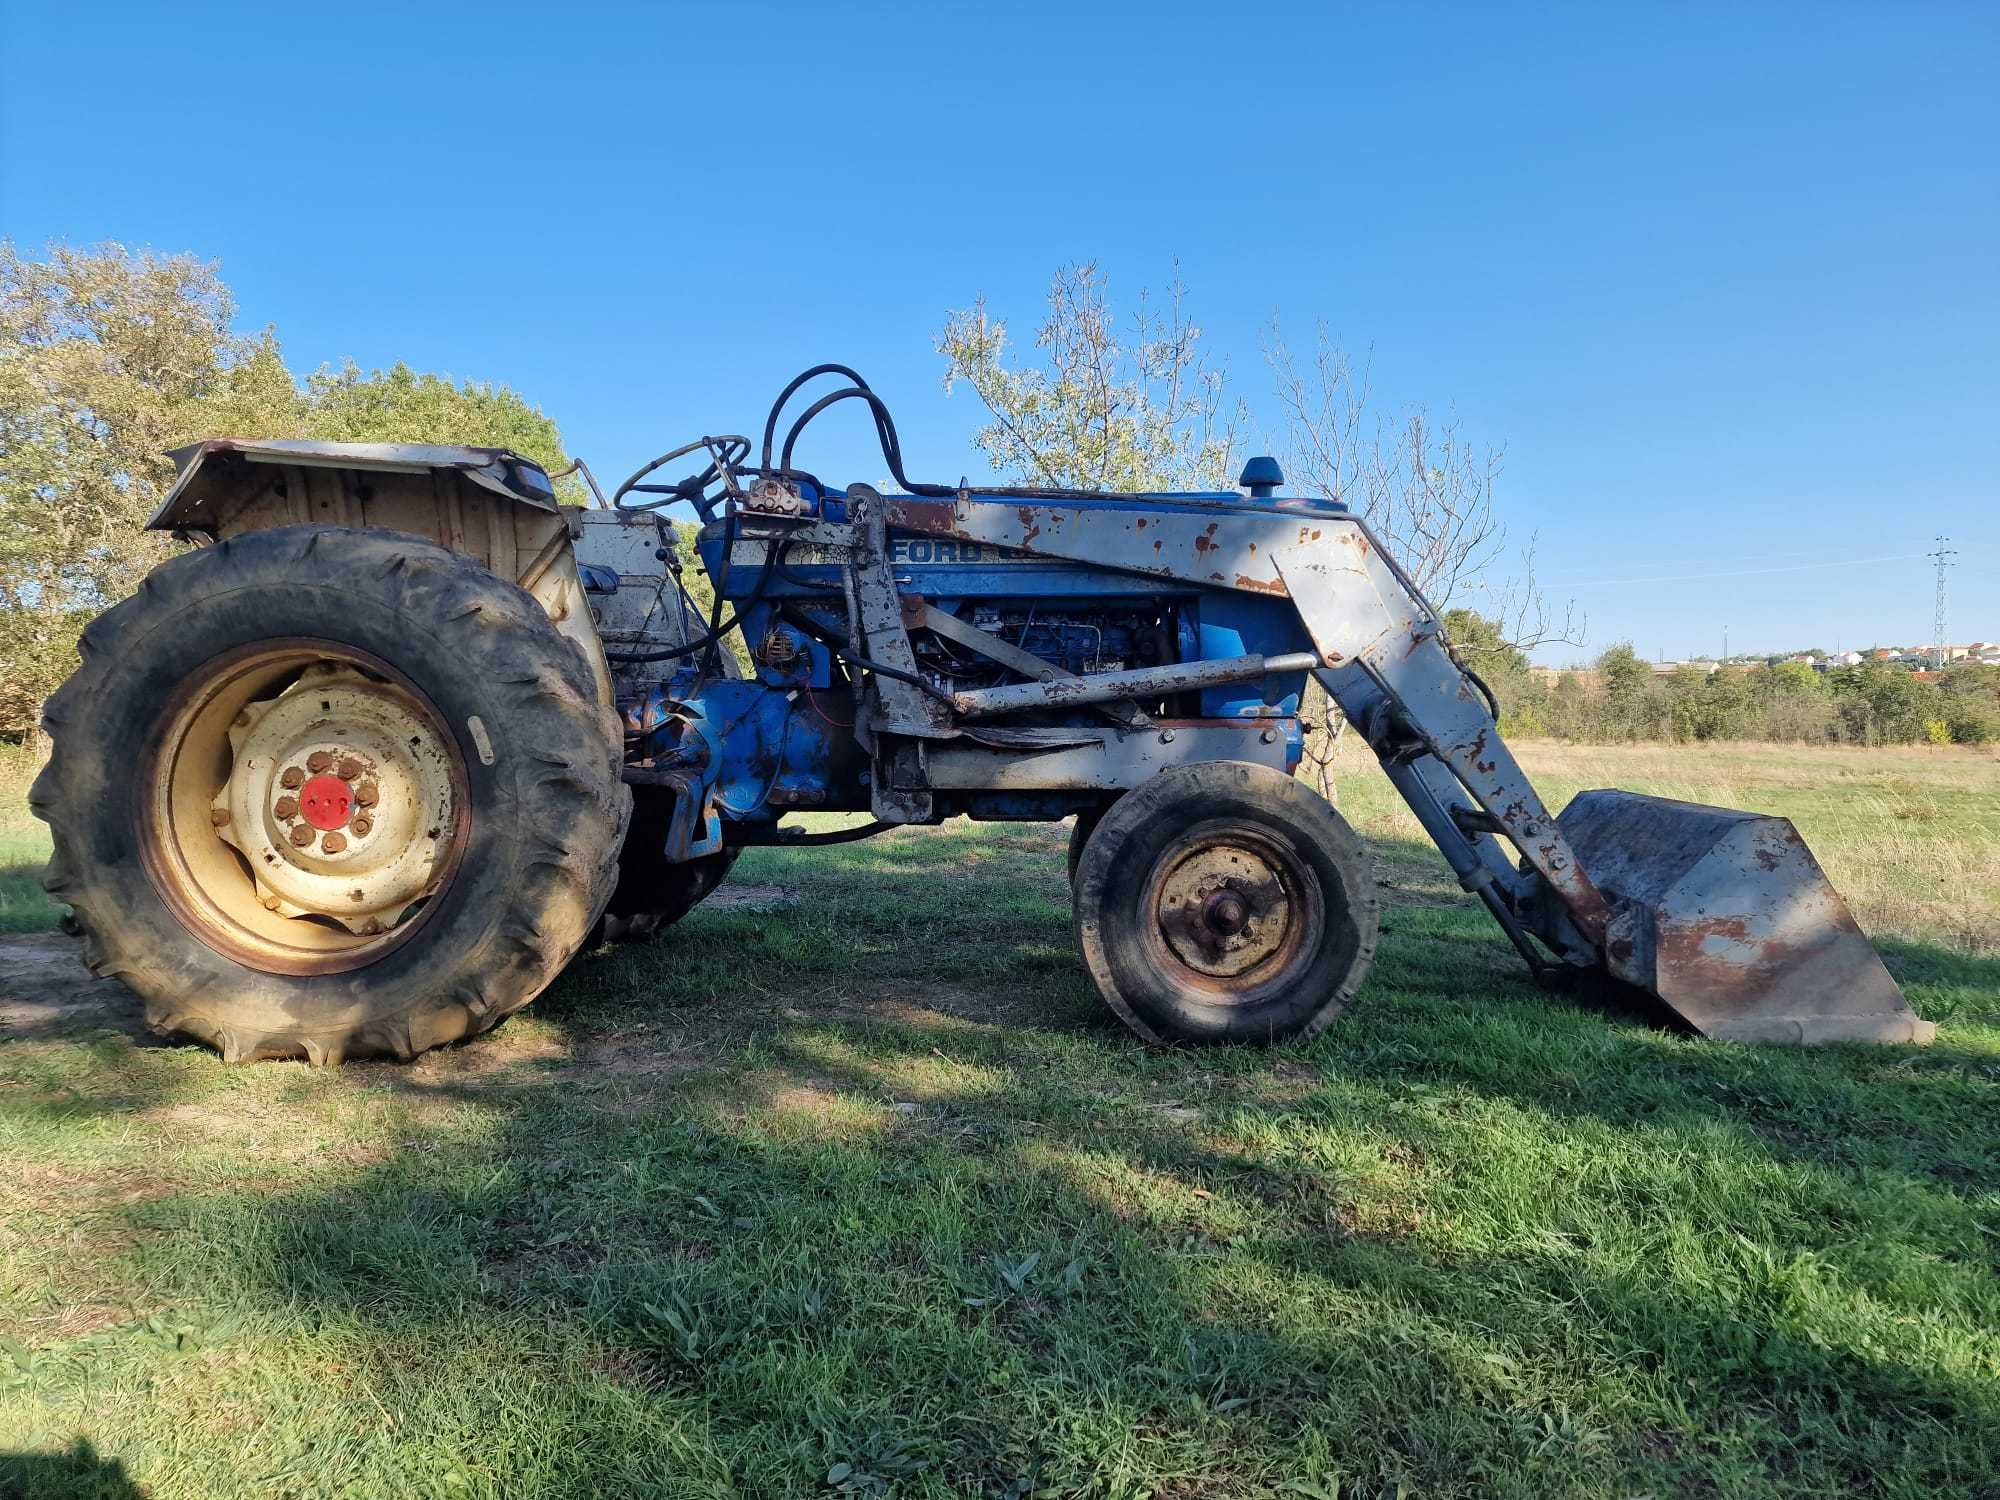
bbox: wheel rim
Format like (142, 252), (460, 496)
(1141, 820), (1325, 1004)
(141, 639), (470, 976)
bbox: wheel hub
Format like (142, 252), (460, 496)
(209, 664), (458, 935)
(298, 774), (353, 831)
(1153, 835), (1299, 979)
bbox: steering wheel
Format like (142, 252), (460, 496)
(611, 435), (752, 518)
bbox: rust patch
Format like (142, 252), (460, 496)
(1655, 913), (1789, 1001)
(1233, 573), (1288, 596)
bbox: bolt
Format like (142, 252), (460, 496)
(1260, 728), (1278, 744)
(336, 756), (364, 780)
(279, 766), (305, 789)
(288, 824), (314, 848)
(234, 710), (252, 727)
(262, 894), (281, 911)
(306, 751), (332, 774)
(274, 795), (298, 820)
(321, 831), (347, 854)
(1206, 892), (1249, 934)
(209, 807), (231, 827)
(351, 814), (373, 837)
(1159, 729), (1176, 744)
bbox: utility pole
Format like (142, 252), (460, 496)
(1929, 535), (1957, 668)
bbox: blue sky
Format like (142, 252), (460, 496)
(3, 1), (1994, 662)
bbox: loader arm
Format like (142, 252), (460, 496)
(879, 490), (1931, 1044)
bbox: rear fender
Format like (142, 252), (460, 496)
(150, 439), (612, 708)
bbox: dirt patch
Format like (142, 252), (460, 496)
(703, 883), (793, 913)
(0, 932), (151, 1043)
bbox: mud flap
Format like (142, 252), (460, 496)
(1558, 790), (1934, 1046)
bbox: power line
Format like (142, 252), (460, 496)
(1559, 550), (1931, 589)
(1928, 535), (1957, 668)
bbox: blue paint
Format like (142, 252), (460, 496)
(638, 483), (1323, 840)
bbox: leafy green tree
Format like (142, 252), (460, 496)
(1938, 663), (2000, 743)
(1764, 661), (1823, 699)
(304, 360), (578, 498)
(1, 243), (583, 737)
(1663, 666), (1707, 741)
(0, 242), (299, 733)
(1596, 643), (1652, 739)
(1691, 668), (1756, 741)
(938, 262), (1238, 492)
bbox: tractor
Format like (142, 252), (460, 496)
(31, 364), (1932, 1062)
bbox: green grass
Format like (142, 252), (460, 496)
(2, 742), (1997, 1499)
(0, 746), (62, 936)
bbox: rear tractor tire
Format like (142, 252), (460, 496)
(1072, 761), (1377, 1046)
(31, 525), (631, 1064)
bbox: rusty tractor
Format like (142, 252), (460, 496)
(31, 365), (1932, 1062)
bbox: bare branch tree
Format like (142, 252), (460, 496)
(1267, 322), (1582, 794)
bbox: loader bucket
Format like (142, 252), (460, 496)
(1557, 790), (1934, 1046)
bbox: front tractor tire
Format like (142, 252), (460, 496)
(31, 525), (630, 1064)
(1072, 761), (1378, 1046)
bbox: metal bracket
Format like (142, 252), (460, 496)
(908, 600), (1150, 728)
(842, 485), (947, 823)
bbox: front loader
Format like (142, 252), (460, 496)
(31, 366), (1932, 1062)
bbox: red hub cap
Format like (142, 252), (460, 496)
(298, 774), (353, 831)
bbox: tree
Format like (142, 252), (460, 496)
(937, 262), (1239, 492)
(1, 243), (582, 737)
(1597, 643), (1653, 738)
(1691, 668), (1756, 741)
(1764, 660), (1824, 699)
(0, 242), (299, 733)
(305, 360), (579, 499)
(938, 266), (1568, 793)
(1266, 326), (1579, 656)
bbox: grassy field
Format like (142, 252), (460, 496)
(2, 739), (1997, 1499)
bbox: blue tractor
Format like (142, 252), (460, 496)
(32, 365), (1930, 1062)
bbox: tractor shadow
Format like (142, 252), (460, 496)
(0, 1440), (146, 1500)
(8, 823), (1998, 1492)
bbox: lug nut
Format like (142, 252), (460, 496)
(262, 895), (281, 911)
(279, 766), (304, 789)
(351, 814), (373, 837)
(234, 710), (252, 727)
(321, 831), (347, 854)
(306, 751), (332, 774)
(274, 795), (298, 820)
(209, 807), (231, 827)
(354, 782), (379, 807)
(336, 756), (364, 780)
(289, 824), (314, 848)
